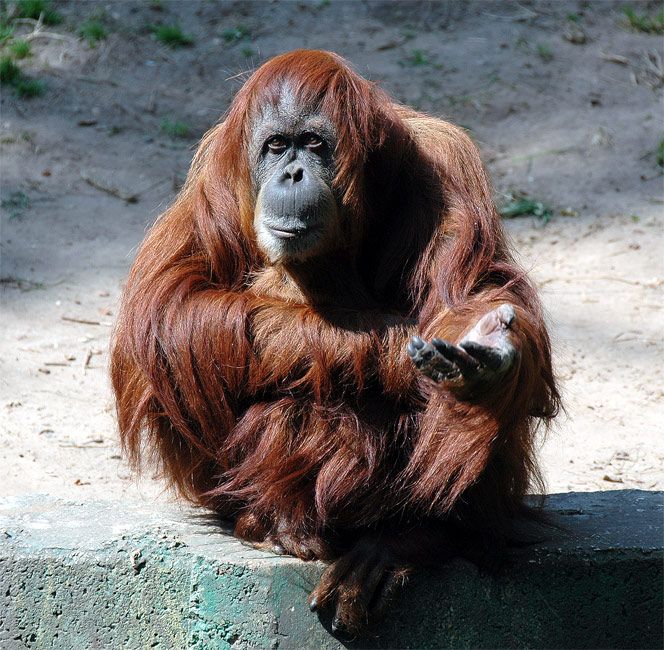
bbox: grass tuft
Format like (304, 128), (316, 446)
(0, 20), (16, 44)
(0, 55), (21, 84)
(160, 117), (190, 139)
(499, 191), (553, 224)
(152, 23), (194, 48)
(9, 39), (32, 58)
(16, 0), (63, 25)
(14, 77), (46, 97)
(537, 44), (553, 62)
(78, 19), (107, 46)
(622, 7), (664, 34)
(1, 191), (30, 219)
(0, 54), (46, 97)
(398, 49), (432, 67)
(221, 24), (250, 42)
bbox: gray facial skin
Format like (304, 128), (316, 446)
(249, 87), (339, 263)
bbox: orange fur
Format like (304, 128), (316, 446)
(111, 50), (559, 563)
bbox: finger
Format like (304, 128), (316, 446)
(406, 342), (421, 359)
(331, 614), (347, 635)
(409, 336), (424, 350)
(459, 340), (506, 371)
(431, 338), (480, 376)
(309, 557), (348, 613)
(412, 348), (459, 381)
(407, 336), (433, 361)
(496, 303), (516, 328)
(433, 364), (462, 382)
(331, 562), (373, 637)
(460, 340), (515, 372)
(369, 567), (409, 619)
(425, 361), (461, 383)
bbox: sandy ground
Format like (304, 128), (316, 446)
(1, 1), (662, 505)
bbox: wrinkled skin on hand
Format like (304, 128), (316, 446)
(408, 304), (518, 395)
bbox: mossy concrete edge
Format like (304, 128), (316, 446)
(1, 490), (662, 649)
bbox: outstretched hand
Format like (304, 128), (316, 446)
(408, 304), (518, 392)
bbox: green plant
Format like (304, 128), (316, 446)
(566, 12), (581, 22)
(9, 39), (32, 58)
(16, 0), (63, 25)
(537, 43), (553, 61)
(498, 192), (553, 224)
(14, 77), (45, 97)
(0, 55), (21, 84)
(622, 7), (664, 34)
(78, 19), (107, 46)
(1, 191), (30, 219)
(398, 49), (431, 67)
(160, 117), (190, 138)
(241, 45), (253, 58)
(656, 138), (664, 168)
(410, 49), (429, 65)
(221, 24), (250, 42)
(515, 36), (530, 54)
(0, 55), (45, 97)
(0, 20), (16, 44)
(153, 23), (193, 47)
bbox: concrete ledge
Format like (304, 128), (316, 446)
(0, 491), (661, 650)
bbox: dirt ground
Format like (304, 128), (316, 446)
(1, 0), (662, 505)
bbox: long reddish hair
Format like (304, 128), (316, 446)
(111, 50), (559, 559)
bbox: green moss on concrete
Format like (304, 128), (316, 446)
(0, 492), (662, 649)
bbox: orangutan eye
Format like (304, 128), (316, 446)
(267, 136), (287, 153)
(304, 133), (323, 150)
